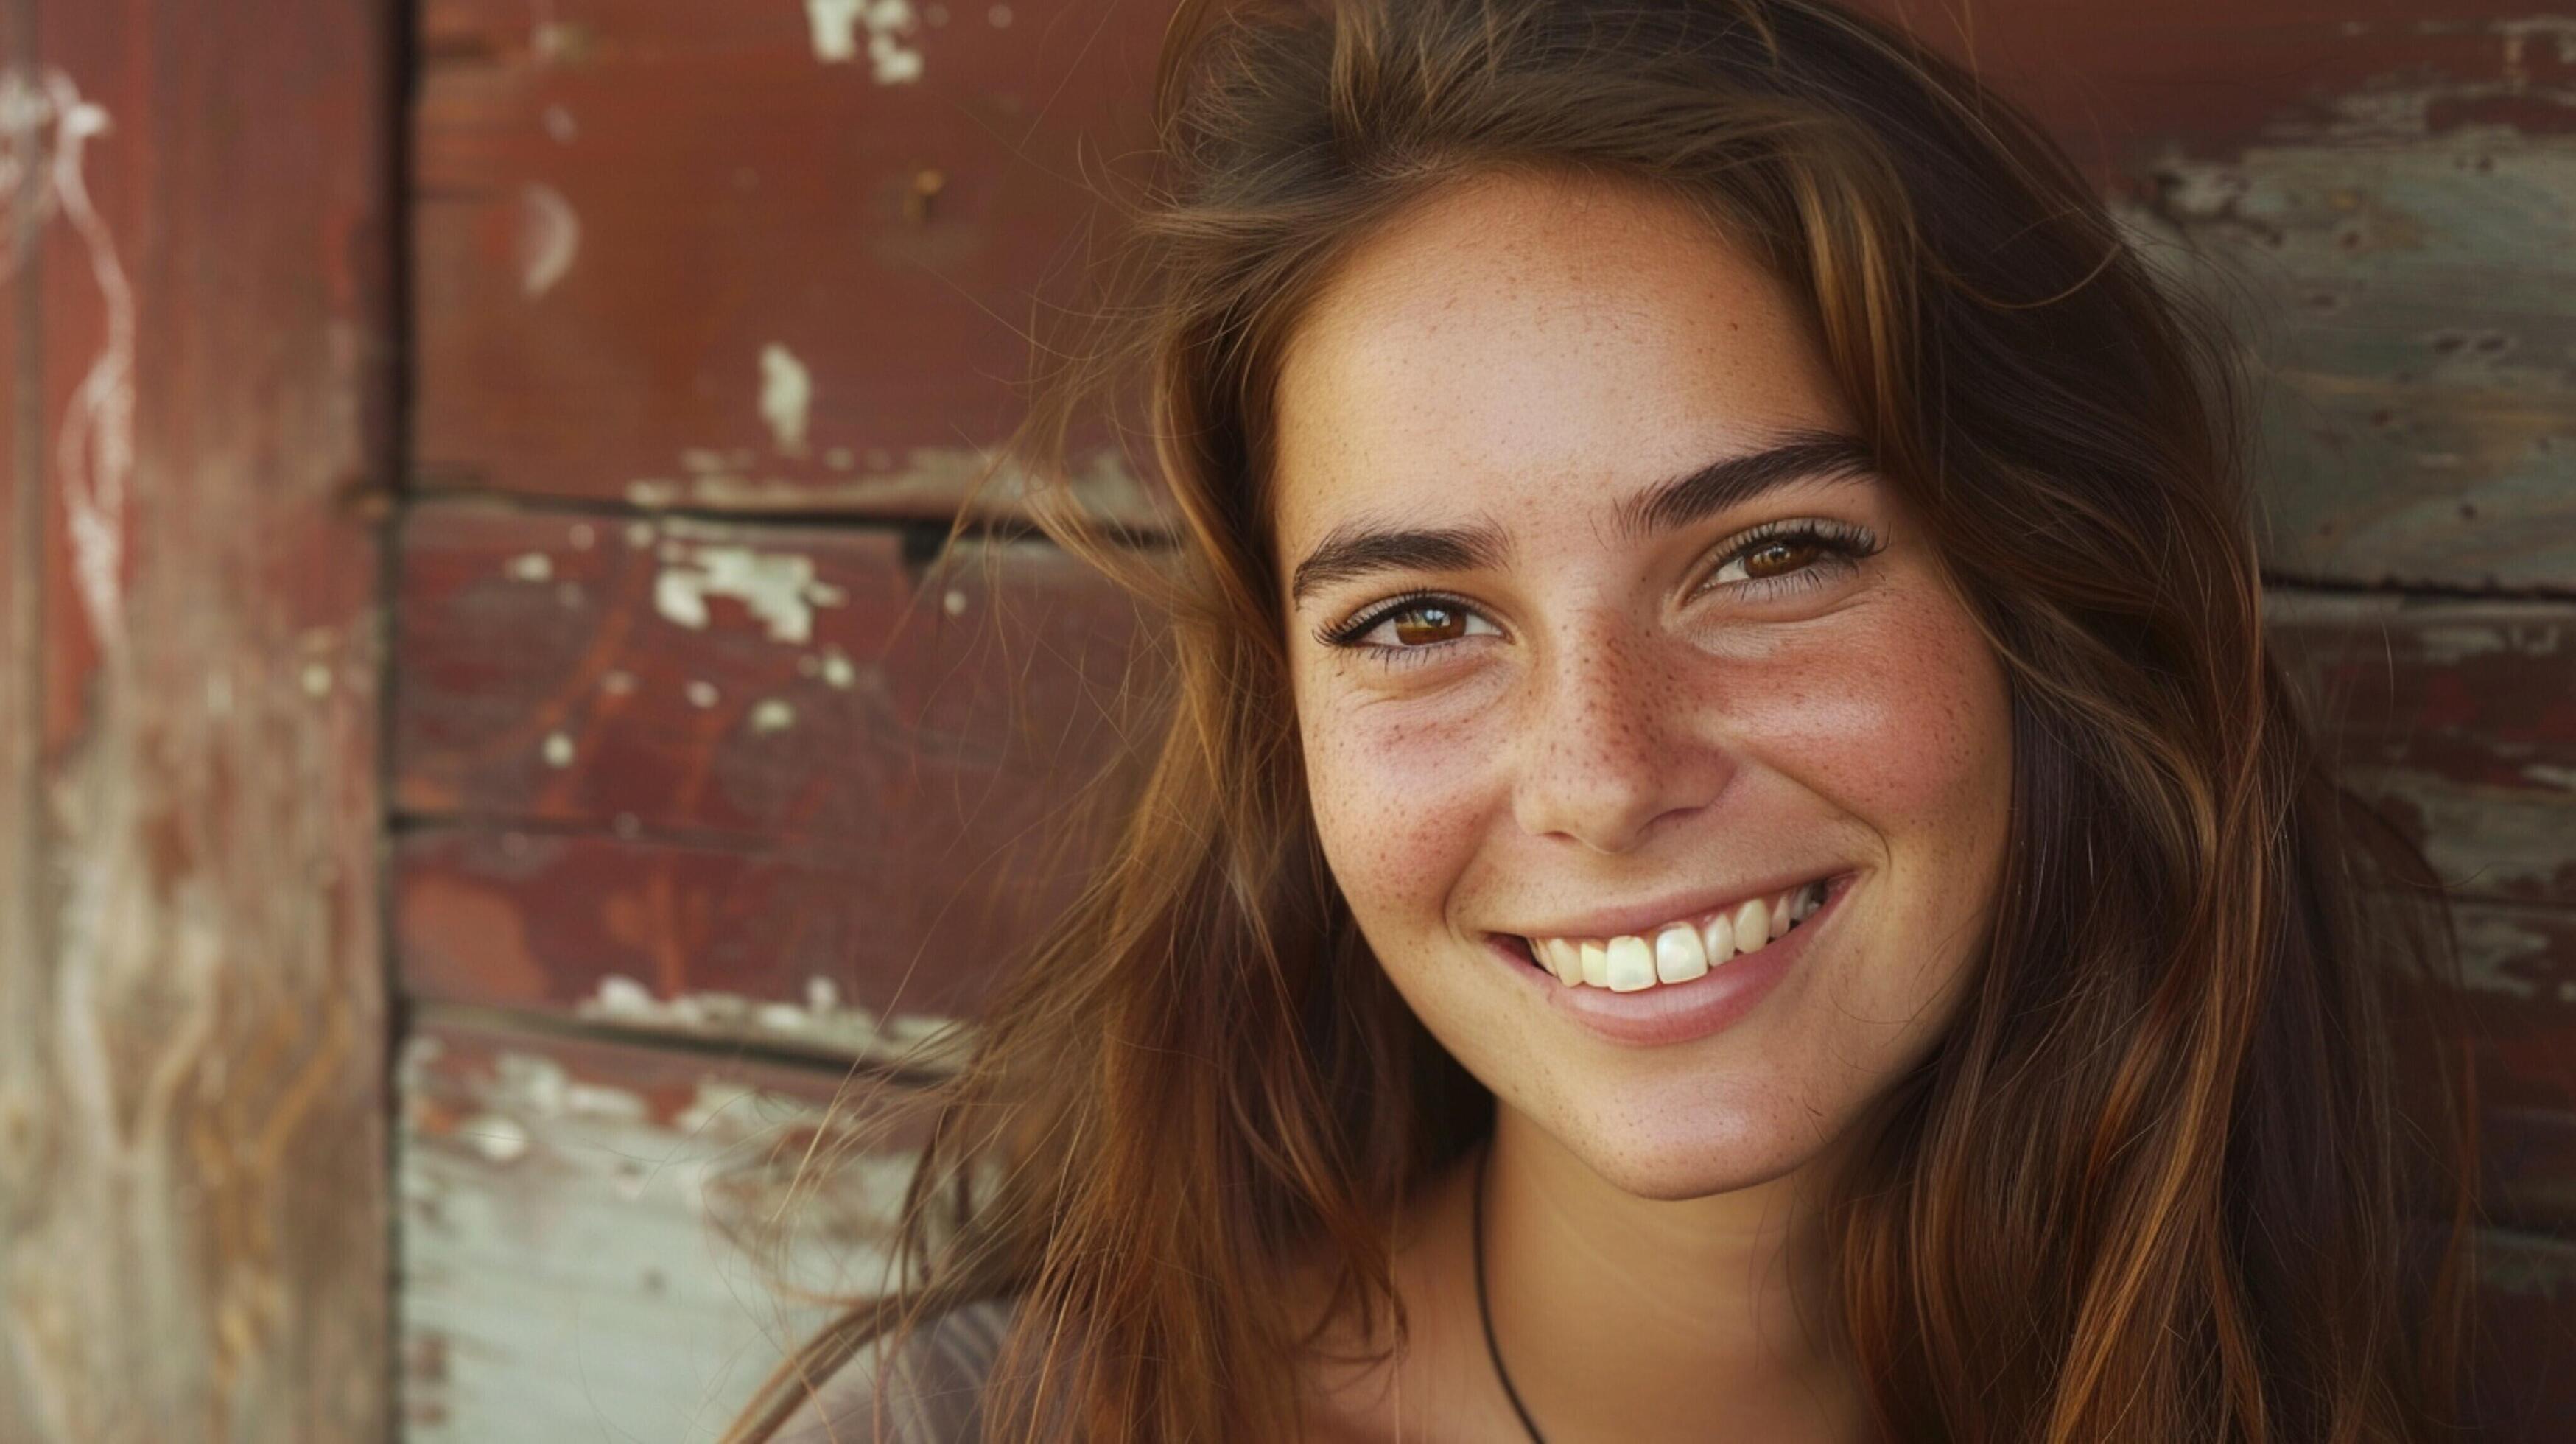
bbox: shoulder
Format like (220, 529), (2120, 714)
(773, 1297), (1021, 1444)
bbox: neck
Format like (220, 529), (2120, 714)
(1476, 1105), (1872, 1443)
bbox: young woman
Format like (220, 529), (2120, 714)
(730, 0), (2479, 1438)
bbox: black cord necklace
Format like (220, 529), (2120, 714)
(1472, 1138), (1548, 1443)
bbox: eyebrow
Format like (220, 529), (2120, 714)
(1288, 520), (1511, 603)
(1610, 429), (1878, 539)
(1285, 428), (1877, 604)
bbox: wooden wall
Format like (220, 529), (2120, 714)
(0, 1), (396, 1440)
(396, 1), (2576, 1438)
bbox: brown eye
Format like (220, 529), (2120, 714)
(1740, 537), (1821, 580)
(1391, 604), (1468, 645)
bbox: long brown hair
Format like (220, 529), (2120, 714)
(727, 0), (2480, 1437)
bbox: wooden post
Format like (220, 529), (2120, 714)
(0, 1), (395, 1440)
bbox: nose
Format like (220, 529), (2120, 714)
(1509, 612), (1733, 854)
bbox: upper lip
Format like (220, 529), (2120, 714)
(1495, 868), (1849, 942)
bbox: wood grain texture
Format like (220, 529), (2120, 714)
(0, 0), (395, 1439)
(397, 1014), (927, 1442)
(392, 502), (1148, 844)
(2267, 590), (2575, 907)
(415, 0), (1160, 522)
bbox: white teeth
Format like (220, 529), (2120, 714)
(1524, 879), (1836, 993)
(1654, 924), (1708, 984)
(1700, 911), (1736, 968)
(1604, 936), (1656, 992)
(1732, 896), (1770, 957)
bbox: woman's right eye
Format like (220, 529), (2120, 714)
(1323, 595), (1503, 655)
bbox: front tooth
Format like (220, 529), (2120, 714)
(1604, 936), (1657, 992)
(1768, 891), (1792, 939)
(1700, 911), (1736, 967)
(1732, 896), (1770, 956)
(1654, 924), (1708, 984)
(1578, 939), (1610, 989)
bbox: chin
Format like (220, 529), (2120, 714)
(1540, 1091), (1833, 1202)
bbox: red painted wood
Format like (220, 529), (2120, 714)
(391, 501), (1148, 845)
(415, 0), (1161, 521)
(394, 822), (1059, 1054)
(2471, 1230), (2576, 1439)
(2269, 594), (2576, 908)
(0, 0), (395, 1437)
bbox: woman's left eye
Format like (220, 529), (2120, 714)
(1695, 520), (1880, 597)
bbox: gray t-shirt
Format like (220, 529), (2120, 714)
(774, 1298), (1020, 1443)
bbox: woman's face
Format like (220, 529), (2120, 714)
(1271, 170), (2015, 1200)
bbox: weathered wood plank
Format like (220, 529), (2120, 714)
(414, 0), (1159, 522)
(394, 824), (1008, 1064)
(0, 1), (394, 1439)
(391, 501), (1148, 846)
(398, 1014), (923, 1442)
(2471, 1229), (2576, 1439)
(2267, 590), (2576, 907)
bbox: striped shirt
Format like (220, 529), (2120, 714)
(776, 1298), (1021, 1444)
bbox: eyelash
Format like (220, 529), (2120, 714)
(1315, 519), (1883, 665)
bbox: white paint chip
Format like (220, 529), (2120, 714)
(805, 0), (865, 60)
(759, 343), (813, 456)
(542, 732), (575, 768)
(942, 587), (969, 617)
(506, 551), (554, 582)
(749, 698), (797, 734)
(460, 1112), (532, 1165)
(301, 662), (334, 698)
(815, 0), (927, 83)
(686, 680), (720, 709)
(653, 542), (847, 643)
(517, 182), (580, 298)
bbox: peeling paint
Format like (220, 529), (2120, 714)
(571, 972), (966, 1065)
(804, 0), (865, 60)
(684, 680), (719, 709)
(516, 182), (579, 298)
(757, 342), (813, 455)
(503, 551), (552, 582)
(650, 539), (848, 644)
(748, 698), (797, 734)
(541, 732), (574, 768)
(1, 67), (132, 650)
(398, 1028), (920, 1440)
(625, 443), (1161, 523)
(806, 0), (927, 83)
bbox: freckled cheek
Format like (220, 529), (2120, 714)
(1729, 612), (2012, 830)
(1299, 696), (1507, 930)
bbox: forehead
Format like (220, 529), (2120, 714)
(1270, 171), (1853, 549)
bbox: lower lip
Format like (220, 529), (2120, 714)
(1491, 875), (1852, 1048)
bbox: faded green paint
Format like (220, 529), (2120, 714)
(2128, 126), (2576, 591)
(398, 1022), (916, 1442)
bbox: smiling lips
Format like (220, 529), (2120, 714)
(1524, 879), (1831, 992)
